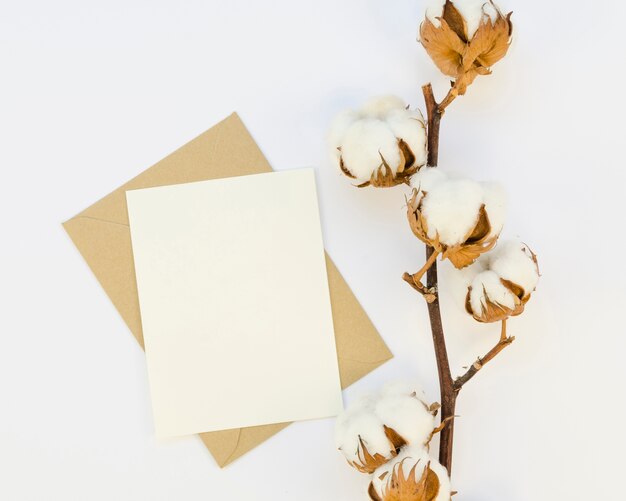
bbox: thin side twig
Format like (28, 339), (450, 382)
(453, 320), (515, 391)
(402, 248), (440, 302)
(437, 84), (459, 113)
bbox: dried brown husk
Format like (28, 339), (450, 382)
(345, 138), (423, 188)
(465, 244), (539, 322)
(368, 459), (441, 501)
(465, 277), (530, 323)
(420, 0), (513, 95)
(347, 425), (408, 474)
(406, 188), (499, 269)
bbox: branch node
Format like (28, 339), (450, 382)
(402, 272), (438, 303)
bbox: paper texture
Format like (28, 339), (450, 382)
(62, 113), (392, 465)
(126, 170), (343, 437)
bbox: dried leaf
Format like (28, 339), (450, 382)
(444, 238), (494, 268)
(369, 483), (384, 501)
(523, 242), (541, 277)
(338, 154), (356, 179)
(381, 460), (441, 501)
(349, 436), (393, 474)
(428, 402), (441, 415)
(420, 17), (465, 77)
(427, 416), (456, 446)
(384, 425), (408, 452)
(407, 189), (437, 248)
(365, 153), (419, 188)
(500, 278), (525, 300)
(465, 205), (491, 243)
(463, 9), (512, 71)
(397, 139), (416, 173)
(442, 0), (468, 42)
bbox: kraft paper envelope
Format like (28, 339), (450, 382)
(63, 112), (392, 467)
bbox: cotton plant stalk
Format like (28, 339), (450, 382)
(329, 1), (539, 499)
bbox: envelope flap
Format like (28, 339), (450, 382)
(79, 113), (272, 226)
(199, 422), (290, 467)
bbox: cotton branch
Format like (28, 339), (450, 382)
(413, 83), (514, 475)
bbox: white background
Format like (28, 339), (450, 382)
(1, 0), (624, 499)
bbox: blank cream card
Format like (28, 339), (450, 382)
(126, 169), (343, 438)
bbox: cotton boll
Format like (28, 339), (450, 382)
(481, 182), (506, 237)
(340, 119), (402, 182)
(469, 270), (517, 315)
(335, 384), (437, 474)
(489, 240), (540, 296)
(407, 174), (506, 269)
(360, 95), (407, 119)
(421, 0), (512, 90)
(426, 0), (500, 39)
(329, 96), (428, 187)
(369, 447), (451, 501)
(421, 179), (484, 246)
(464, 239), (539, 323)
(410, 167), (448, 193)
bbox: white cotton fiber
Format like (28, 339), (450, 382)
(370, 447), (451, 501)
(469, 269), (517, 314)
(410, 167), (448, 193)
(328, 109), (358, 160)
(488, 240), (539, 296)
(374, 394), (435, 448)
(340, 119), (402, 181)
(421, 178), (485, 246)
(360, 95), (407, 119)
(426, 0), (500, 39)
(380, 380), (427, 400)
(386, 109), (428, 168)
(481, 182), (506, 237)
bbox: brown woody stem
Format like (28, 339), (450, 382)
(419, 83), (515, 476)
(423, 84), (441, 167)
(421, 83), (457, 474)
(453, 320), (514, 390)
